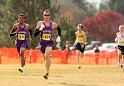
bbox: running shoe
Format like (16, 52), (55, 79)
(78, 66), (81, 69)
(43, 74), (48, 80)
(18, 68), (23, 73)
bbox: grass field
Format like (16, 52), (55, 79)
(0, 64), (124, 86)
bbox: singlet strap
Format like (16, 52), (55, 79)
(24, 23), (26, 28)
(42, 21), (45, 26)
(42, 21), (52, 27)
(50, 21), (52, 26)
(18, 23), (20, 28)
(17, 23), (26, 29)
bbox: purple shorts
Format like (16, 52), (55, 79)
(40, 41), (53, 53)
(16, 41), (27, 53)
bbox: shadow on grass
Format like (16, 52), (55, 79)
(59, 82), (99, 86)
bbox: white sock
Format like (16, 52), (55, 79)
(20, 67), (23, 70)
(78, 65), (80, 67)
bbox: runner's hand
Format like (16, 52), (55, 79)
(29, 38), (32, 42)
(56, 36), (61, 43)
(39, 24), (45, 31)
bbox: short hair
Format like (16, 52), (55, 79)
(78, 24), (83, 29)
(119, 25), (124, 31)
(119, 25), (124, 28)
(18, 14), (25, 18)
(43, 10), (51, 15)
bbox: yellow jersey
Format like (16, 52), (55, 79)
(76, 31), (84, 43)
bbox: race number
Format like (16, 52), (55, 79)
(42, 34), (51, 40)
(18, 34), (25, 40)
(119, 40), (124, 45)
(77, 34), (84, 43)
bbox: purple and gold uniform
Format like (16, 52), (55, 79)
(16, 23), (28, 53)
(40, 21), (53, 53)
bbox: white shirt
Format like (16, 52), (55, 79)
(117, 32), (124, 46)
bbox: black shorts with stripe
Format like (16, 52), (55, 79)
(75, 43), (85, 53)
(118, 45), (124, 55)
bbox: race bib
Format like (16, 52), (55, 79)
(77, 34), (84, 43)
(119, 40), (124, 45)
(18, 34), (25, 40)
(78, 38), (83, 43)
(42, 34), (51, 40)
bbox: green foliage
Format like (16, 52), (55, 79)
(99, 0), (110, 12)
(56, 16), (76, 48)
(108, 0), (124, 15)
(99, 0), (124, 16)
(73, 0), (98, 17)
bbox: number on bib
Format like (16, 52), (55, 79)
(119, 40), (124, 45)
(42, 34), (51, 40)
(18, 34), (25, 40)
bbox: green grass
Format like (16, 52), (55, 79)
(0, 64), (124, 86)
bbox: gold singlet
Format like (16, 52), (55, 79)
(76, 32), (84, 43)
(117, 32), (124, 46)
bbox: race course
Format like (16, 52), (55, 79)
(0, 64), (124, 86)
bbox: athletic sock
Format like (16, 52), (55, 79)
(20, 67), (23, 70)
(46, 71), (49, 75)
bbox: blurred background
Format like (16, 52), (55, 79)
(0, 0), (124, 64)
(0, 0), (124, 49)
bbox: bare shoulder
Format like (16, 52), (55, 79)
(52, 22), (58, 28)
(13, 23), (18, 29)
(37, 21), (43, 24)
(52, 22), (57, 25)
(26, 23), (30, 26)
(25, 24), (30, 30)
(75, 31), (78, 34)
(82, 31), (86, 34)
(14, 23), (18, 27)
(36, 21), (43, 28)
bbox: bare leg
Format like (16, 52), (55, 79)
(122, 55), (124, 71)
(20, 48), (26, 67)
(80, 53), (84, 58)
(43, 47), (52, 79)
(117, 50), (122, 67)
(18, 48), (26, 72)
(76, 50), (81, 68)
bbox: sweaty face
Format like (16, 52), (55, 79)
(122, 27), (124, 32)
(119, 25), (124, 32)
(43, 12), (51, 20)
(18, 16), (25, 24)
(77, 26), (82, 31)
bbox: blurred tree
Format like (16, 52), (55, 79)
(99, 0), (124, 16)
(99, 0), (110, 12)
(108, 0), (124, 15)
(73, 0), (98, 17)
(0, 0), (6, 17)
(0, 0), (60, 48)
(83, 10), (124, 42)
(53, 0), (87, 25)
(55, 11), (76, 48)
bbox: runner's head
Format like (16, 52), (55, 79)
(18, 14), (25, 24)
(77, 24), (83, 31)
(43, 10), (51, 21)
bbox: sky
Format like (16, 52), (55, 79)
(87, 0), (101, 3)
(87, 0), (101, 8)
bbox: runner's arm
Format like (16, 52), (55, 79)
(10, 24), (17, 36)
(27, 24), (32, 38)
(53, 22), (61, 37)
(34, 21), (41, 37)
